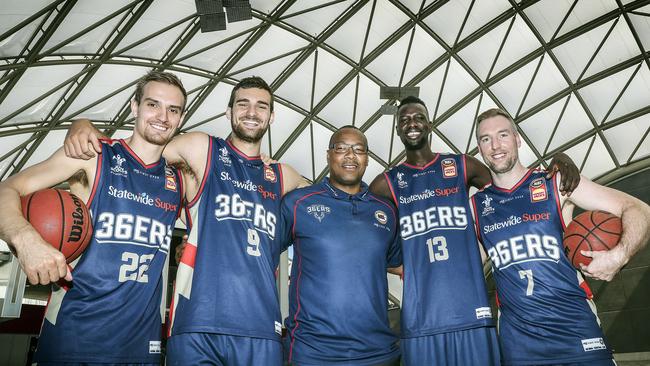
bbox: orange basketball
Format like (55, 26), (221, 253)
(563, 210), (622, 268)
(21, 189), (93, 263)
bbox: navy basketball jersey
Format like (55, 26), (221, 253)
(169, 137), (284, 341)
(384, 153), (493, 338)
(35, 139), (182, 363)
(472, 169), (612, 365)
(281, 179), (401, 365)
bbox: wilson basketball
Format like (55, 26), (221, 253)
(563, 210), (622, 268)
(21, 189), (93, 263)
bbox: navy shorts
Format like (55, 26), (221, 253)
(166, 333), (282, 366)
(401, 326), (500, 366)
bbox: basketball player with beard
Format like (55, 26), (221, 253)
(64, 77), (308, 365)
(471, 108), (650, 365)
(369, 96), (581, 365)
(0, 71), (185, 363)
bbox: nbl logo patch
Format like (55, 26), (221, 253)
(264, 165), (277, 183)
(529, 178), (547, 202)
(441, 158), (457, 178)
(374, 210), (388, 225)
(164, 166), (177, 192)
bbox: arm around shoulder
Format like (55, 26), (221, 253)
(369, 173), (393, 202)
(280, 164), (309, 195)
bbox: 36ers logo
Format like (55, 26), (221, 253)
(441, 158), (457, 178)
(529, 178), (547, 202)
(264, 165), (277, 183)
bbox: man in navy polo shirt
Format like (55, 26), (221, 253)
(279, 126), (401, 366)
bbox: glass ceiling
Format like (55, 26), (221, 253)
(1, 0), (649, 185)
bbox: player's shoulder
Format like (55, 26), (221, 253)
(282, 184), (321, 205)
(368, 191), (395, 208)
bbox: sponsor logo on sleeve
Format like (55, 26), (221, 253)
(164, 166), (177, 192)
(264, 165), (277, 183)
(529, 178), (548, 202)
(441, 158), (457, 178)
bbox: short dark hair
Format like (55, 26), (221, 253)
(475, 108), (517, 140)
(398, 95), (429, 116)
(228, 76), (274, 112)
(134, 71), (187, 110)
(328, 125), (368, 149)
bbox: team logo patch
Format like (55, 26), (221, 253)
(529, 178), (547, 202)
(164, 166), (177, 192)
(481, 195), (495, 216)
(581, 337), (606, 351)
(441, 158), (457, 178)
(110, 154), (128, 177)
(374, 210), (388, 225)
(396, 172), (408, 188)
(307, 204), (331, 222)
(219, 147), (232, 166)
(264, 165), (277, 183)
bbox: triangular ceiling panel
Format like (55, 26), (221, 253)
(629, 11), (650, 51)
(603, 113), (650, 164)
(309, 122), (333, 182)
(519, 96), (568, 153)
(267, 103), (306, 156)
(582, 19), (640, 80)
(363, 1), (409, 55)
(65, 65), (151, 120)
(437, 93), (481, 152)
(116, 18), (194, 60)
(22, 130), (68, 170)
(365, 114), (397, 165)
(364, 157), (386, 186)
(435, 58), (479, 117)
(520, 55), (568, 113)
(175, 20), (256, 61)
(580, 135), (617, 178)
(607, 63), (650, 122)
(282, 1), (351, 37)
(402, 26), (445, 83)
(518, 134), (539, 168)
(313, 48), (353, 106)
(523, 0), (574, 42)
(324, 1), (372, 61)
(458, 0), (511, 42)
(457, 19), (510, 81)
(367, 30), (417, 86)
(354, 74), (382, 126)
(551, 20), (612, 83)
(556, 0), (618, 39)
(42, 1), (130, 53)
(492, 15), (541, 76)
(274, 53), (316, 111)
(490, 56), (539, 116)
(0, 64), (86, 121)
(179, 33), (248, 71)
(230, 51), (299, 85)
(0, 13), (46, 57)
(231, 26), (309, 73)
(422, 0), (469, 47)
(183, 83), (232, 129)
(414, 64), (445, 115)
(280, 125), (313, 180)
(578, 64), (636, 124)
(547, 95), (593, 153)
(318, 78), (355, 129)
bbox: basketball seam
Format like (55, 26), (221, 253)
(56, 189), (65, 252)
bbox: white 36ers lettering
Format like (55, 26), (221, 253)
(94, 212), (172, 250)
(488, 234), (561, 269)
(400, 206), (468, 239)
(214, 193), (276, 239)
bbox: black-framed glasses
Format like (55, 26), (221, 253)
(328, 142), (368, 155)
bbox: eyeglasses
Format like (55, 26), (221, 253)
(328, 142), (368, 155)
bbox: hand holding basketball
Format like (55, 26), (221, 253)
(563, 210), (624, 281)
(11, 227), (71, 285)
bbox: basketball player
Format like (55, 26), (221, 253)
(0, 71), (186, 364)
(471, 108), (650, 365)
(369, 96), (581, 365)
(279, 126), (401, 366)
(64, 76), (308, 365)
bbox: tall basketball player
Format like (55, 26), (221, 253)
(64, 76), (308, 365)
(279, 126), (401, 366)
(0, 71), (186, 364)
(369, 96), (581, 365)
(471, 108), (650, 365)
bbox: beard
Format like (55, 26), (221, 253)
(231, 115), (269, 143)
(486, 154), (518, 174)
(401, 134), (429, 151)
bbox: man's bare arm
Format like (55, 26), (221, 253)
(0, 148), (96, 284)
